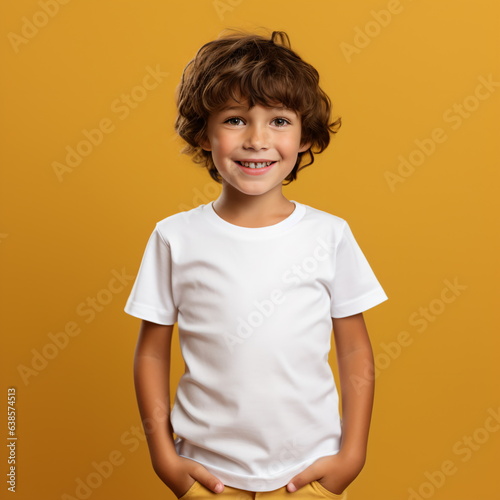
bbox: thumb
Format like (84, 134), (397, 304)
(287, 467), (318, 493)
(192, 468), (224, 494)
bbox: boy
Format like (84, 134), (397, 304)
(125, 30), (387, 499)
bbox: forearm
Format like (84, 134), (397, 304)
(336, 343), (375, 462)
(332, 313), (375, 464)
(134, 354), (178, 466)
(133, 320), (179, 470)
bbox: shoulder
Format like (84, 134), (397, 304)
(299, 201), (348, 232)
(154, 203), (208, 239)
(156, 205), (206, 230)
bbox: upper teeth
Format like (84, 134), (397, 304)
(239, 161), (273, 169)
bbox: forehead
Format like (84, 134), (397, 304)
(217, 98), (297, 114)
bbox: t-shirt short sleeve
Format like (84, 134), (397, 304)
(124, 226), (178, 325)
(330, 221), (388, 318)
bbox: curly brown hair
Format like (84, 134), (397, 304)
(174, 29), (341, 184)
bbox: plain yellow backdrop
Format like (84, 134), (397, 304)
(1, 1), (499, 499)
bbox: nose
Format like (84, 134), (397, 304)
(243, 124), (269, 150)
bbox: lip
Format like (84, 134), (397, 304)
(237, 159), (276, 162)
(234, 160), (276, 176)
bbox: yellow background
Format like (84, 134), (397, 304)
(1, 1), (499, 499)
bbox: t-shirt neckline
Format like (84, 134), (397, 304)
(205, 200), (305, 236)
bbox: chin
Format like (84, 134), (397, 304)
(238, 187), (271, 196)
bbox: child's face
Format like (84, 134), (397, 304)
(201, 99), (310, 197)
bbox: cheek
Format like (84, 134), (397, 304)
(281, 134), (303, 155)
(212, 134), (236, 157)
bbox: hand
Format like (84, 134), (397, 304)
(153, 455), (224, 498)
(286, 452), (365, 495)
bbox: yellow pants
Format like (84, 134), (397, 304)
(179, 481), (347, 500)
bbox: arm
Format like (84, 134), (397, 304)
(333, 312), (374, 464)
(134, 320), (224, 496)
(287, 312), (375, 494)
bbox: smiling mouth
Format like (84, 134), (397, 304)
(235, 161), (276, 169)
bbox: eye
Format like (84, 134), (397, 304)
(273, 117), (291, 127)
(224, 117), (244, 126)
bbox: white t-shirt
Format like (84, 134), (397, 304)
(124, 200), (387, 490)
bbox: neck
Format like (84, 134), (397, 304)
(213, 185), (294, 228)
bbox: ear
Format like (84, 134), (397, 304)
(199, 137), (212, 152)
(298, 141), (312, 153)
